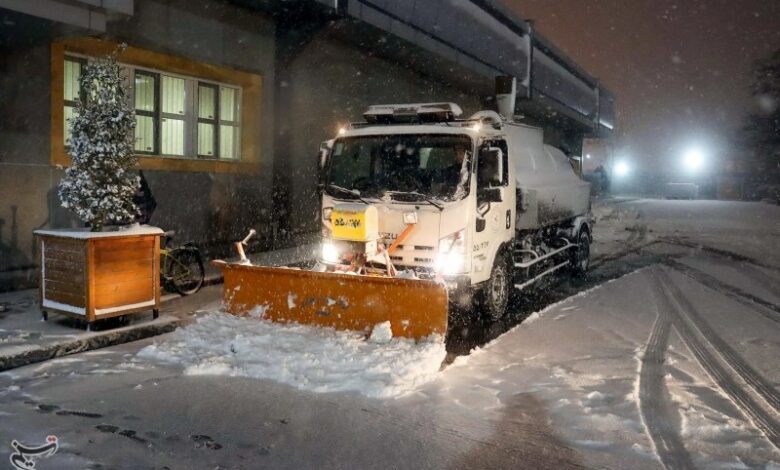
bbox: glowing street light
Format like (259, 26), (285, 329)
(683, 148), (705, 172)
(614, 160), (630, 178)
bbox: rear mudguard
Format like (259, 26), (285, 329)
(219, 263), (449, 340)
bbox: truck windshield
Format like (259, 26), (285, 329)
(326, 134), (473, 202)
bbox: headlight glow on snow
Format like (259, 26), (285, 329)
(436, 229), (467, 274)
(321, 242), (340, 263)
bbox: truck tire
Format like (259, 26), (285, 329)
(479, 254), (511, 321)
(570, 229), (590, 277)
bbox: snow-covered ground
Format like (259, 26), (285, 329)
(138, 315), (445, 398)
(592, 197), (780, 268)
(1, 198), (780, 469)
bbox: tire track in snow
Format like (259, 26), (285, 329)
(660, 268), (780, 413)
(664, 259), (780, 325)
(658, 237), (780, 274)
(737, 263), (780, 300)
(638, 285), (695, 470)
(655, 268), (780, 450)
(697, 254), (780, 300)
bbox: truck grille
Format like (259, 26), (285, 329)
(394, 244), (435, 251)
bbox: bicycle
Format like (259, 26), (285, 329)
(160, 230), (205, 295)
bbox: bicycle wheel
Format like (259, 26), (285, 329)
(167, 248), (205, 295)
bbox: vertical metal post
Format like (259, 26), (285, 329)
(524, 20), (534, 100)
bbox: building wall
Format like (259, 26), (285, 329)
(106, 0), (277, 253)
(0, 0), (277, 291)
(0, 32), (63, 290)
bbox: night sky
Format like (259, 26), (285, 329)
(506, 0), (780, 168)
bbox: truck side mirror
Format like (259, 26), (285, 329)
(318, 142), (330, 170)
(317, 140), (333, 189)
(478, 147), (503, 188)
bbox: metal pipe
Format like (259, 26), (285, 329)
(514, 242), (574, 269)
(514, 261), (569, 291)
(515, 249), (539, 261)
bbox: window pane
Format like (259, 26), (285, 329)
(162, 118), (185, 155)
(198, 123), (215, 156)
(162, 76), (186, 115)
(135, 115), (155, 152)
(220, 87), (237, 122)
(220, 125), (238, 159)
(64, 105), (76, 145)
(198, 85), (216, 119)
(135, 74), (156, 112)
(64, 59), (81, 102)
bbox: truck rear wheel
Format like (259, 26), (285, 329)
(479, 254), (511, 321)
(571, 229), (590, 277)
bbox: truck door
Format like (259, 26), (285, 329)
(471, 139), (512, 284)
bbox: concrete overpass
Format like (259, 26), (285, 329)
(239, 0), (614, 141)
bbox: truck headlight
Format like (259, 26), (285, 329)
(437, 253), (466, 275)
(436, 229), (467, 274)
(322, 242), (340, 263)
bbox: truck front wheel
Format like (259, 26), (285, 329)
(479, 254), (511, 321)
(571, 229), (590, 277)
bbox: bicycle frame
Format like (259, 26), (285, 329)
(160, 248), (194, 283)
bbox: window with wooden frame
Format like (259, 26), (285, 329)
(53, 38), (262, 173)
(195, 83), (241, 159)
(133, 70), (159, 154)
(63, 56), (85, 146)
(62, 53), (244, 161)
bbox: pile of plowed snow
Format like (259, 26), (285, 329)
(138, 313), (445, 398)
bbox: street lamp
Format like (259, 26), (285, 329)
(683, 148), (704, 172)
(614, 160), (630, 178)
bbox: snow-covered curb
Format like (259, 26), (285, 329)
(138, 313), (446, 399)
(35, 224), (163, 239)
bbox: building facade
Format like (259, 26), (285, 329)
(0, 0), (613, 290)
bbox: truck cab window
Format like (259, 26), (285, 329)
(326, 134), (473, 202)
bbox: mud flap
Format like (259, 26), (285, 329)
(218, 264), (449, 340)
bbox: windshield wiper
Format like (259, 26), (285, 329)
(383, 191), (444, 211)
(327, 184), (371, 204)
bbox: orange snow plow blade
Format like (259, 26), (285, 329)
(218, 263), (449, 340)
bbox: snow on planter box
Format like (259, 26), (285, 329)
(34, 226), (163, 326)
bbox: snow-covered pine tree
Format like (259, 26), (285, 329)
(58, 45), (138, 232)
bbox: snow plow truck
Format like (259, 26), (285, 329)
(216, 101), (591, 340)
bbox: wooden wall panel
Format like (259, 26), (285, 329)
(42, 237), (86, 308)
(91, 236), (156, 311)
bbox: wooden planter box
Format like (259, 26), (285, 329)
(34, 227), (163, 327)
